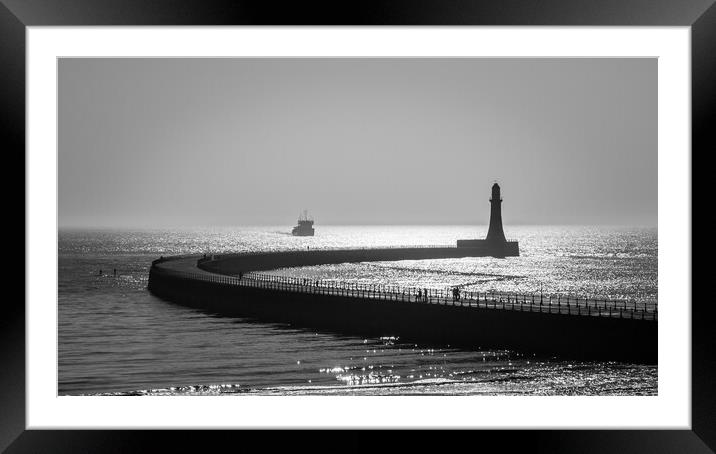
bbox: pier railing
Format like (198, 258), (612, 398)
(151, 264), (657, 321)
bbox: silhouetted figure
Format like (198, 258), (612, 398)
(452, 287), (461, 302)
(424, 288), (429, 302)
(417, 289), (422, 301)
(238, 272), (243, 280)
(98, 269), (103, 276)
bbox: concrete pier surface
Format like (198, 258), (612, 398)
(148, 248), (657, 363)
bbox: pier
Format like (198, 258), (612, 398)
(196, 245), (519, 274)
(147, 184), (656, 363)
(148, 248), (657, 363)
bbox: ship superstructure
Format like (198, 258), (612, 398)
(292, 210), (315, 236)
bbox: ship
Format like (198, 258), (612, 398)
(292, 210), (315, 236)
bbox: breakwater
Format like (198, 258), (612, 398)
(148, 248), (657, 363)
(196, 245), (517, 275)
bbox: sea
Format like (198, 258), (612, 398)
(58, 225), (658, 396)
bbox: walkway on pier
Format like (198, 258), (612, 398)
(151, 249), (657, 321)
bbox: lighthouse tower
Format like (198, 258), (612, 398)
(456, 182), (518, 256)
(485, 182), (507, 243)
(457, 183), (520, 257)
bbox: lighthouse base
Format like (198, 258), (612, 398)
(456, 239), (520, 257)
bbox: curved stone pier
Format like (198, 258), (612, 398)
(148, 247), (657, 363)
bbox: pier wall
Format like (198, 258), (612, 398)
(198, 246), (511, 275)
(456, 239), (519, 256)
(149, 260), (656, 363)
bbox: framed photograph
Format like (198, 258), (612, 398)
(10, 0), (710, 451)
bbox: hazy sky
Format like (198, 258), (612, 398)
(59, 58), (656, 228)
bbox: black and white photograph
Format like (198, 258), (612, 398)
(58, 57), (659, 397)
(4, 0), (711, 447)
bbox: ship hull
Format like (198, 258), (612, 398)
(292, 228), (314, 236)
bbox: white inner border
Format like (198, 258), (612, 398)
(27, 27), (691, 429)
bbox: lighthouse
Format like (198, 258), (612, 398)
(455, 182), (519, 257)
(485, 183), (507, 243)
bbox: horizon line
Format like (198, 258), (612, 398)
(57, 222), (659, 230)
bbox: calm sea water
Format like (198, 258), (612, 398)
(58, 225), (657, 396)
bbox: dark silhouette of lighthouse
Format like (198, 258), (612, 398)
(455, 182), (518, 256)
(485, 182), (507, 243)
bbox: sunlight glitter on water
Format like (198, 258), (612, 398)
(59, 225), (657, 395)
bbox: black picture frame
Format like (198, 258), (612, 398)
(7, 0), (710, 451)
